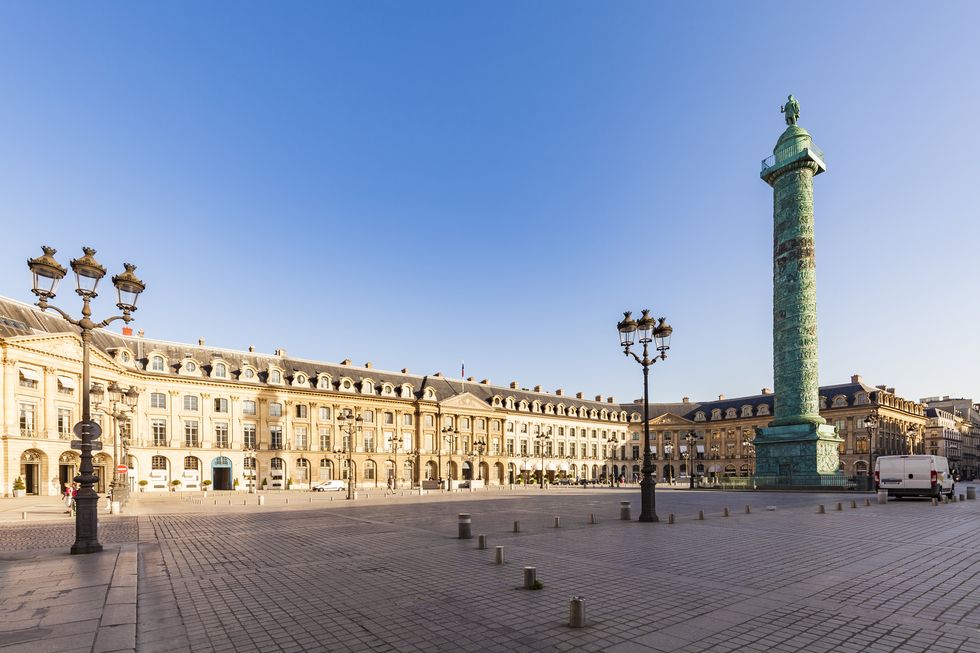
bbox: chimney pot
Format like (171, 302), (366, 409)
(682, 396), (690, 403)
(275, 348), (286, 357)
(122, 327), (133, 336)
(480, 378), (490, 384)
(341, 359), (352, 366)
(433, 372), (442, 377)
(761, 388), (773, 395)
(137, 329), (144, 338)
(401, 368), (409, 374)
(467, 376), (475, 382)
(607, 397), (614, 404)
(851, 374), (863, 383)
(365, 362), (372, 369)
(719, 394), (726, 401)
(576, 392), (584, 399)
(198, 338), (205, 346)
(555, 388), (563, 396)
(534, 385), (543, 392)
(510, 381), (519, 389)
(248, 345), (255, 353)
(595, 395), (603, 402)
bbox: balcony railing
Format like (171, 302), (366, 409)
(761, 139), (826, 174)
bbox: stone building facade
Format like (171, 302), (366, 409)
(0, 296), (928, 496)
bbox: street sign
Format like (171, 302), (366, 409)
(71, 440), (103, 451)
(116, 464), (129, 474)
(72, 419), (103, 440)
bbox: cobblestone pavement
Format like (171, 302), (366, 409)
(126, 488), (980, 653)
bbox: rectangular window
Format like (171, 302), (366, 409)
(424, 415), (434, 427)
(403, 414), (413, 426)
(269, 402), (282, 417)
(215, 423), (229, 448)
(632, 445), (640, 459)
(492, 439), (500, 455)
(506, 440), (515, 455)
(319, 428), (331, 451)
(58, 408), (73, 436)
(384, 412), (394, 425)
(295, 426), (308, 450)
(19, 403), (35, 433)
(569, 443), (576, 458)
(364, 431), (376, 453)
(319, 406), (331, 420)
(558, 442), (565, 457)
(214, 398), (229, 413)
(150, 392), (167, 409)
(365, 465), (375, 481)
(184, 421), (199, 447)
(520, 442), (528, 456)
(243, 424), (256, 449)
(18, 369), (39, 389)
(183, 395), (198, 411)
(401, 431), (413, 452)
(296, 404), (308, 419)
(492, 421), (500, 432)
(242, 400), (257, 416)
(591, 444), (598, 458)
(270, 426), (283, 449)
(152, 419), (167, 446)
(424, 433), (434, 452)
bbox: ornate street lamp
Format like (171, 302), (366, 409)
(92, 381), (140, 506)
(27, 246), (145, 554)
(336, 409), (362, 499)
(441, 427), (458, 490)
(664, 442), (674, 485)
(685, 431), (699, 489)
(617, 309), (672, 521)
(905, 426), (920, 455)
(534, 428), (551, 488)
(865, 411), (879, 492)
(473, 438), (486, 481)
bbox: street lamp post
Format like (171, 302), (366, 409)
(388, 431), (399, 491)
(520, 453), (530, 486)
(336, 409), (362, 499)
(865, 411), (879, 492)
(685, 431), (698, 489)
(905, 426), (920, 455)
(664, 442), (673, 485)
(473, 438), (486, 481)
(441, 427), (458, 490)
(91, 381), (140, 506)
(742, 437), (755, 477)
(535, 429), (551, 488)
(27, 246), (145, 554)
(617, 310), (672, 522)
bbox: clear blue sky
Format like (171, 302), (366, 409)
(1, 1), (977, 406)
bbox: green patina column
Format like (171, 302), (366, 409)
(754, 96), (842, 485)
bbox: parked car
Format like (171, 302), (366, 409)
(311, 480), (346, 492)
(875, 455), (955, 499)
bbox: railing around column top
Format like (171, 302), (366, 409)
(761, 139), (826, 173)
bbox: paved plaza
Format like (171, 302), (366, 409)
(1, 487), (979, 652)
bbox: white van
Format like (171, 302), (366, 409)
(875, 455), (955, 499)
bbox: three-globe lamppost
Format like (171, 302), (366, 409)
(441, 427), (459, 490)
(336, 409), (362, 500)
(617, 309), (672, 522)
(864, 412), (879, 492)
(27, 246), (145, 554)
(685, 430), (698, 489)
(91, 381), (140, 505)
(473, 438), (486, 482)
(535, 428), (551, 488)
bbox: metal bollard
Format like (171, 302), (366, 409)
(523, 567), (537, 589)
(589, 513), (598, 525)
(258, 495), (265, 506)
(932, 497), (938, 506)
(960, 494), (965, 502)
(22, 511), (28, 520)
(723, 507), (730, 517)
(818, 505), (825, 514)
(864, 498), (871, 507)
(513, 521), (521, 533)
(698, 510), (704, 520)
(668, 513), (675, 524)
(877, 490), (888, 504)
(111, 501), (121, 515)
(620, 501), (631, 520)
(554, 516), (561, 528)
(836, 502), (842, 511)
(569, 597), (586, 628)
(850, 499), (857, 509)
(745, 505), (751, 514)
(458, 513), (472, 539)
(309, 497), (313, 503)
(495, 546), (505, 564)
(478, 534), (487, 550)
(967, 486), (976, 500)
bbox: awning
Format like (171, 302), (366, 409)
(19, 368), (40, 382)
(680, 445), (688, 453)
(649, 446), (658, 454)
(559, 462), (570, 471)
(546, 462), (557, 471)
(696, 445), (705, 453)
(57, 375), (76, 389)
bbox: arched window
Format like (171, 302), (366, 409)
(184, 361), (197, 372)
(214, 363), (226, 377)
(151, 356), (165, 372)
(151, 455), (168, 470)
(244, 368), (256, 380)
(270, 370), (282, 384)
(741, 405), (753, 417)
(184, 456), (199, 470)
(319, 458), (333, 480)
(364, 460), (376, 481)
(271, 458), (284, 470)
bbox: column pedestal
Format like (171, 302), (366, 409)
(754, 423), (843, 488)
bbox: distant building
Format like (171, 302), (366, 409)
(921, 396), (979, 480)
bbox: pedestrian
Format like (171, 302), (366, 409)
(69, 483), (78, 516)
(63, 482), (72, 514)
(105, 487), (113, 512)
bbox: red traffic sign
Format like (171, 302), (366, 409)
(116, 464), (129, 474)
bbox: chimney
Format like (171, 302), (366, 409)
(401, 368), (409, 374)
(607, 397), (615, 404)
(595, 395), (603, 402)
(341, 359), (352, 366)
(576, 392), (584, 399)
(198, 338), (206, 346)
(851, 374), (863, 384)
(433, 372), (443, 377)
(876, 385), (887, 391)
(634, 398), (643, 404)
(718, 394), (726, 401)
(137, 329), (144, 338)
(248, 345), (255, 353)
(122, 326), (133, 336)
(682, 397), (690, 404)
(555, 388), (563, 396)
(480, 379), (490, 384)
(887, 387), (895, 394)
(761, 388), (773, 395)
(364, 362), (372, 369)
(275, 348), (286, 357)
(510, 381), (519, 389)
(534, 385), (543, 392)
(467, 376), (475, 382)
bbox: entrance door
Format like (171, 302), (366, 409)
(22, 463), (39, 495)
(213, 467), (232, 490)
(94, 466), (107, 493)
(60, 464), (76, 490)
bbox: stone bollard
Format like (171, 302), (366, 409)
(818, 505), (825, 514)
(203, 491), (207, 498)
(309, 497), (313, 503)
(523, 567), (537, 589)
(244, 499), (248, 505)
(850, 499), (857, 509)
(698, 510), (704, 520)
(836, 502), (842, 511)
(745, 505), (751, 514)
(495, 546), (505, 564)
(864, 498), (871, 507)
(478, 534), (487, 550)
(285, 498), (289, 505)
(258, 495), (265, 506)
(620, 502), (631, 520)
(960, 494), (965, 502)
(932, 497), (938, 506)
(877, 490), (888, 504)
(589, 513), (598, 525)
(967, 486), (976, 500)
(723, 507), (730, 517)
(554, 516), (561, 528)
(513, 521), (521, 533)
(668, 513), (675, 524)
(458, 513), (472, 539)
(22, 511), (28, 520)
(110, 501), (120, 515)
(569, 597), (586, 628)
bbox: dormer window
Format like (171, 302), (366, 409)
(694, 411), (706, 421)
(741, 405), (753, 417)
(120, 351), (131, 363)
(318, 375), (332, 390)
(725, 408), (737, 419)
(711, 409), (722, 420)
(185, 361), (197, 373)
(425, 388), (436, 400)
(214, 363), (226, 378)
(832, 395), (848, 408)
(151, 356), (165, 372)
(270, 370), (282, 384)
(295, 373), (306, 385)
(758, 404), (770, 416)
(361, 380), (374, 395)
(400, 384), (414, 399)
(244, 368), (255, 380)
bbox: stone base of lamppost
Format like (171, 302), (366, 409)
(637, 474), (658, 522)
(71, 493), (103, 555)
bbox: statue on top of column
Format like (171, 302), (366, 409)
(780, 94), (800, 126)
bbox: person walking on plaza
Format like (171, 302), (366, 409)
(63, 482), (72, 514)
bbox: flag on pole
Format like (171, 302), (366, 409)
(461, 360), (465, 378)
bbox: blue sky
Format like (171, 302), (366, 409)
(1, 2), (977, 406)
